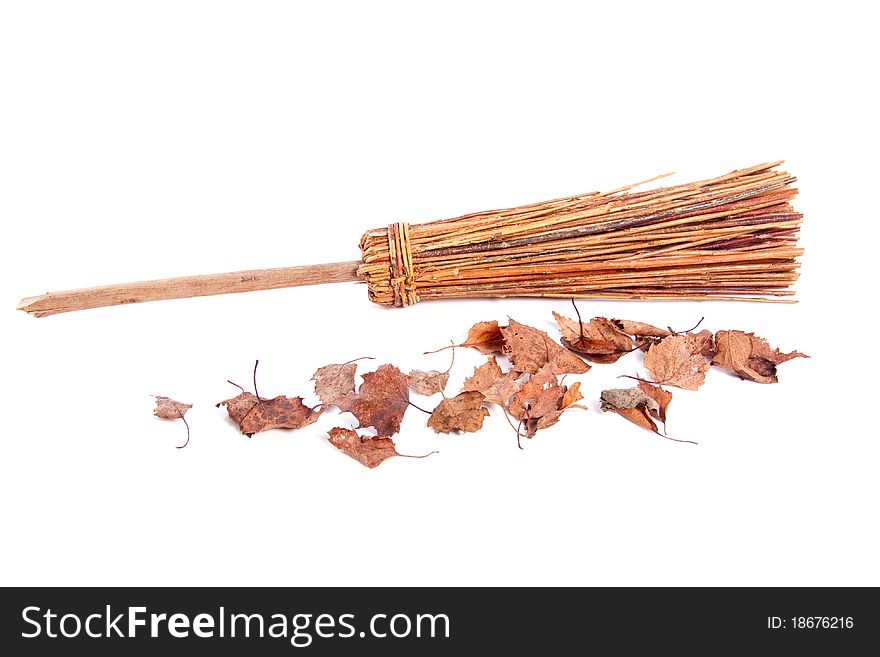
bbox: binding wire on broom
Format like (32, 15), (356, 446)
(358, 161), (801, 306)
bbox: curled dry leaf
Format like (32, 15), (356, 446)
(338, 364), (409, 436)
(600, 382), (676, 432)
(712, 330), (808, 384)
(508, 364), (563, 424)
(461, 356), (521, 406)
(458, 320), (505, 354)
(327, 427), (401, 469)
(407, 369), (449, 396)
(611, 319), (671, 339)
(312, 362), (359, 407)
(502, 318), (589, 374)
(600, 387), (660, 434)
(506, 363), (584, 438)
(532, 380), (586, 433)
(217, 392), (322, 437)
(153, 396), (191, 420)
(695, 330), (716, 358)
(601, 383), (694, 443)
(153, 396), (192, 448)
(428, 391), (489, 434)
(561, 381), (585, 410)
(638, 379), (671, 427)
(642, 330), (714, 390)
(553, 312), (634, 364)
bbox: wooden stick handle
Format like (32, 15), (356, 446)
(17, 260), (363, 317)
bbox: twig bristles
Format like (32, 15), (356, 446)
(359, 162), (802, 306)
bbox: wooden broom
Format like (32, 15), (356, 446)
(16, 162), (801, 317)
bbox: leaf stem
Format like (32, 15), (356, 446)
(175, 411), (191, 449)
(408, 400), (432, 415)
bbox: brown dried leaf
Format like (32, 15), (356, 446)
(508, 364), (563, 421)
(327, 427), (400, 469)
(312, 361), (358, 407)
(461, 357), (521, 406)
(407, 369), (449, 396)
(153, 395), (192, 448)
(695, 330), (717, 358)
(459, 320), (505, 354)
(535, 380), (586, 431)
(216, 392), (322, 437)
(601, 385), (694, 443)
(561, 381), (585, 409)
(506, 363), (586, 437)
(502, 318), (589, 374)
(643, 330), (714, 390)
(638, 379), (672, 426)
(600, 387), (662, 434)
(153, 396), (191, 420)
(611, 319), (671, 339)
(601, 387), (658, 412)
(609, 407), (657, 433)
(553, 312), (634, 364)
(338, 364), (409, 436)
(428, 391), (489, 433)
(712, 330), (808, 384)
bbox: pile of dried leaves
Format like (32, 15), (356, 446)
(153, 303), (807, 468)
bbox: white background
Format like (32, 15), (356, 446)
(1, 1), (877, 586)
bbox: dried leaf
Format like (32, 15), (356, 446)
(459, 320), (505, 354)
(561, 380), (585, 410)
(217, 392), (322, 437)
(327, 427), (400, 469)
(535, 380), (586, 431)
(638, 379), (672, 426)
(428, 391), (489, 433)
(553, 312), (634, 364)
(338, 364), (409, 436)
(601, 387), (659, 413)
(601, 387), (659, 433)
(461, 357), (521, 405)
(153, 396), (192, 448)
(611, 319), (671, 339)
(712, 330), (808, 384)
(506, 363), (586, 437)
(643, 331), (714, 390)
(312, 362), (359, 407)
(695, 330), (717, 358)
(407, 369), (449, 396)
(601, 385), (694, 443)
(508, 364), (563, 421)
(153, 396), (191, 420)
(502, 318), (589, 374)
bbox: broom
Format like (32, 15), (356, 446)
(16, 161), (801, 317)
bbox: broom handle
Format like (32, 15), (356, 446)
(17, 261), (363, 317)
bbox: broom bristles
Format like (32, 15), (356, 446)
(358, 162), (802, 306)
